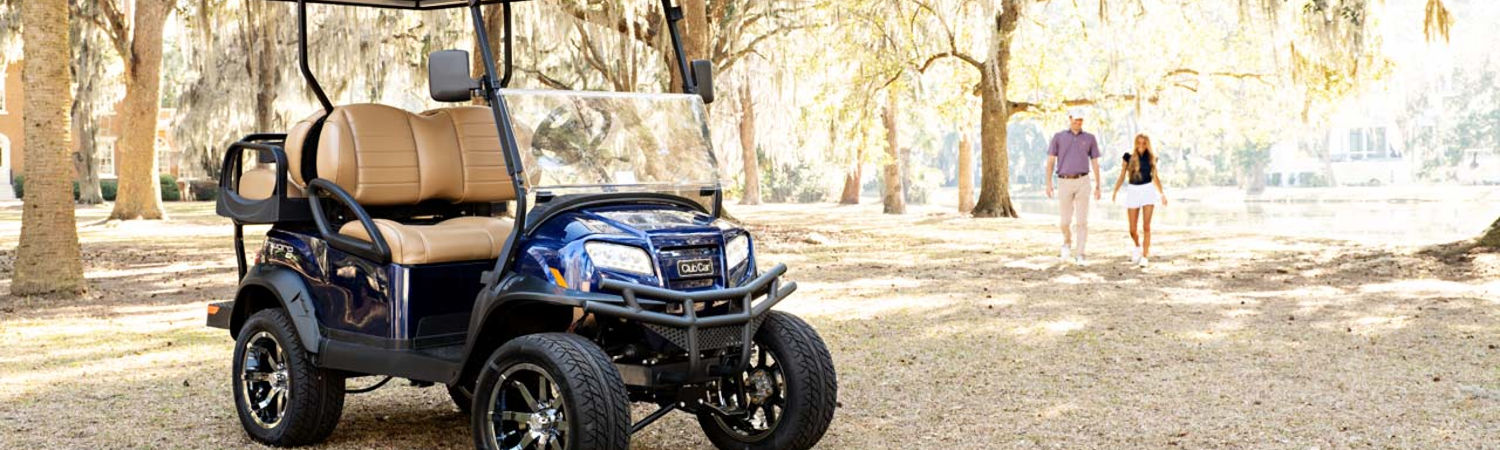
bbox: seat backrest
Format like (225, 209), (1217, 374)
(307, 104), (515, 206)
(283, 110), (327, 189)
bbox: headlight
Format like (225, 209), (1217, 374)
(585, 242), (656, 276)
(724, 235), (750, 269)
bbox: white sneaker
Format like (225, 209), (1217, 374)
(1060, 245), (1072, 261)
(1138, 256), (1149, 268)
(1130, 247), (1142, 264)
(1075, 255), (1087, 265)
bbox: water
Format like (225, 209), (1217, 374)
(1007, 193), (1500, 245)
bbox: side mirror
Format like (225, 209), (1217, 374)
(691, 59), (715, 104)
(429, 49), (479, 102)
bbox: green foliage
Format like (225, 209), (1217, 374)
(13, 175), (182, 201)
(160, 174), (181, 202)
(763, 158), (827, 204)
(188, 179), (220, 201)
(100, 180), (117, 201)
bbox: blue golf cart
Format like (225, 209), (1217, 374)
(204, 1), (837, 448)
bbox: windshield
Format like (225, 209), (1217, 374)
(501, 89), (719, 199)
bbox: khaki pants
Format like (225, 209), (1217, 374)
(1057, 177), (1091, 255)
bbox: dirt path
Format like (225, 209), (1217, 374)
(2, 202), (1498, 448)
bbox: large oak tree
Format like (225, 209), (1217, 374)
(89, 0), (172, 220)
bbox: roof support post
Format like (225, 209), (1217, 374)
(660, 0), (695, 95)
(297, 0), (334, 113)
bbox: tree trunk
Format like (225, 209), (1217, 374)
(971, 4), (1020, 218)
(1479, 217), (1500, 248)
(109, 0), (171, 220)
(249, 1), (281, 132)
(665, 0), (709, 94)
(738, 84), (761, 205)
(881, 89), (905, 214)
(837, 120), (860, 205)
(14, 0), (86, 296)
(839, 168), (861, 205)
(958, 133), (975, 213)
(71, 11), (104, 205)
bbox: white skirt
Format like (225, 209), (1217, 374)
(1124, 183), (1159, 208)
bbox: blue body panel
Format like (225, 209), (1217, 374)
(261, 228), (488, 347)
(255, 202), (754, 348)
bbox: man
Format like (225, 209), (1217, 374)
(1044, 110), (1101, 264)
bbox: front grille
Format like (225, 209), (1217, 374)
(657, 244), (724, 289)
(643, 315), (765, 351)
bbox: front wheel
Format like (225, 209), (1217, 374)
(471, 333), (630, 450)
(232, 308), (345, 446)
(697, 311), (838, 450)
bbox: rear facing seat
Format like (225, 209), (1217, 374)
(286, 103), (516, 265)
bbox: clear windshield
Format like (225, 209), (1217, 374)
(501, 89), (720, 201)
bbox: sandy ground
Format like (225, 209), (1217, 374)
(2, 201), (1499, 449)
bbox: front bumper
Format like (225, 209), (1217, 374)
(586, 263), (797, 380)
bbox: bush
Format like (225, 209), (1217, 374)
(764, 159), (828, 204)
(13, 175), (182, 201)
(160, 174), (180, 201)
(188, 179), (219, 201)
(101, 179), (117, 201)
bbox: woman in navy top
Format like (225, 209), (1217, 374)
(1110, 134), (1168, 267)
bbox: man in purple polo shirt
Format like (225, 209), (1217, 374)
(1044, 110), (1102, 264)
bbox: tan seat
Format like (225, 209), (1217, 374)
(305, 103), (517, 265)
(339, 217), (512, 265)
(239, 166), (305, 200)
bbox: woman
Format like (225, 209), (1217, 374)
(1111, 134), (1167, 267)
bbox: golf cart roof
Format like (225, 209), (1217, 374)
(268, 0), (528, 10)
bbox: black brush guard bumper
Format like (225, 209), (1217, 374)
(586, 263), (796, 380)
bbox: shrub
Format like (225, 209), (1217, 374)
(160, 174), (181, 201)
(187, 179), (219, 201)
(13, 175), (181, 201)
(764, 159), (828, 204)
(101, 179), (118, 201)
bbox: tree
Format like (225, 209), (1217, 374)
(881, 88), (905, 214)
(957, 133), (974, 213)
(89, 0), (173, 220)
(737, 80), (762, 204)
(69, 0), (122, 205)
(13, 0), (86, 295)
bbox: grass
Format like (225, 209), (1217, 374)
(2, 201), (1499, 448)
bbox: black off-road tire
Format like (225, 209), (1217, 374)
(698, 311), (838, 450)
(232, 308), (345, 447)
(471, 333), (630, 450)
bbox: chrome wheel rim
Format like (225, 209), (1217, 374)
(709, 343), (786, 440)
(240, 331), (289, 429)
(484, 363), (568, 450)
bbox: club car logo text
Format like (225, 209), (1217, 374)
(676, 259), (714, 277)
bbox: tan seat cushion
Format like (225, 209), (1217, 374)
(316, 104), (515, 206)
(239, 166), (305, 200)
(283, 110), (328, 189)
(339, 216), (512, 265)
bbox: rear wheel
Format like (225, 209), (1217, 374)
(471, 333), (629, 450)
(697, 311), (837, 450)
(232, 308), (345, 446)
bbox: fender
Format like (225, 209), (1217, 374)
(454, 274), (609, 384)
(231, 263), (324, 353)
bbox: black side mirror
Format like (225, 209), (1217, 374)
(691, 59), (715, 104)
(429, 49), (479, 102)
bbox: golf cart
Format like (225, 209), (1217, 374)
(204, 0), (837, 448)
